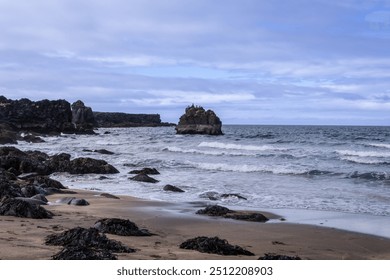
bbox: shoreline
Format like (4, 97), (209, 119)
(1, 189), (390, 260)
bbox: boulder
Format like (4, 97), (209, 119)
(175, 105), (223, 135)
(55, 197), (90, 206)
(69, 157), (119, 174)
(179, 236), (254, 256)
(51, 246), (117, 260)
(199, 191), (247, 201)
(163, 184), (185, 193)
(196, 205), (269, 223)
(129, 174), (159, 183)
(83, 149), (115, 155)
(93, 218), (153, 236)
(45, 227), (135, 253)
(128, 168), (160, 175)
(0, 198), (53, 218)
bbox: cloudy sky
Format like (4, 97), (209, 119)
(1, 0), (390, 125)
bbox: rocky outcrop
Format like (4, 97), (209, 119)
(129, 173), (159, 183)
(128, 168), (160, 175)
(163, 184), (185, 193)
(180, 236), (254, 256)
(71, 100), (96, 131)
(0, 198), (53, 219)
(0, 146), (119, 176)
(93, 112), (166, 127)
(0, 96), (95, 135)
(175, 105), (223, 135)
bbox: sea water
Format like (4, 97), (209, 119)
(13, 125), (390, 237)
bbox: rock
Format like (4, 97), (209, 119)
(0, 173), (24, 199)
(258, 253), (302, 260)
(55, 197), (90, 206)
(45, 227), (135, 253)
(196, 205), (233, 216)
(93, 112), (162, 127)
(14, 197), (47, 205)
(0, 96), (74, 133)
(196, 205), (269, 223)
(220, 193), (247, 200)
(0, 123), (18, 144)
(30, 194), (48, 203)
(83, 149), (115, 155)
(163, 184), (185, 193)
(71, 100), (95, 132)
(0, 198), (53, 218)
(175, 105), (223, 135)
(128, 168), (160, 175)
(99, 193), (120, 199)
(21, 134), (45, 143)
(69, 157), (119, 174)
(129, 174), (159, 183)
(179, 236), (254, 256)
(93, 218), (153, 236)
(51, 246), (117, 260)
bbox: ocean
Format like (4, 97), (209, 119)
(14, 125), (390, 237)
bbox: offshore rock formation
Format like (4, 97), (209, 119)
(175, 105), (223, 135)
(93, 112), (165, 127)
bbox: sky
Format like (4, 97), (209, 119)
(1, 0), (390, 125)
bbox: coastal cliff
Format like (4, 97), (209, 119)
(93, 112), (172, 127)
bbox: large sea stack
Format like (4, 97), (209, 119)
(175, 105), (223, 135)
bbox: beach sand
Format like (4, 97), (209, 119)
(1, 189), (389, 260)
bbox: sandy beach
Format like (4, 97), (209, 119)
(1, 189), (389, 260)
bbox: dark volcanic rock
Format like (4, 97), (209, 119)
(180, 236), (254, 256)
(196, 205), (269, 223)
(45, 227), (135, 253)
(129, 174), (159, 183)
(175, 105), (223, 135)
(0, 172), (24, 199)
(94, 112), (162, 127)
(163, 184), (185, 193)
(258, 253), (302, 260)
(196, 205), (233, 216)
(0, 96), (74, 133)
(83, 149), (115, 155)
(94, 218), (153, 236)
(0, 198), (53, 218)
(71, 100), (95, 132)
(0, 123), (18, 144)
(69, 157), (119, 174)
(52, 246), (117, 260)
(128, 167), (160, 175)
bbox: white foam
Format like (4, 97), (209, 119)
(367, 143), (390, 149)
(164, 146), (249, 156)
(336, 150), (390, 158)
(198, 141), (286, 151)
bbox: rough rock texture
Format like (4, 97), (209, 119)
(93, 112), (163, 127)
(128, 168), (160, 175)
(179, 236), (254, 256)
(196, 205), (269, 223)
(51, 246), (117, 260)
(45, 227), (135, 253)
(0, 146), (119, 175)
(71, 100), (96, 131)
(93, 218), (153, 236)
(163, 184), (185, 193)
(175, 105), (223, 135)
(258, 253), (302, 260)
(0, 198), (53, 219)
(129, 174), (159, 183)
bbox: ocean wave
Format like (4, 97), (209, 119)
(198, 141), (286, 151)
(366, 143), (390, 149)
(163, 146), (250, 156)
(347, 171), (390, 181)
(341, 156), (390, 165)
(336, 150), (390, 158)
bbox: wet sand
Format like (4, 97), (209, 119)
(1, 189), (390, 260)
